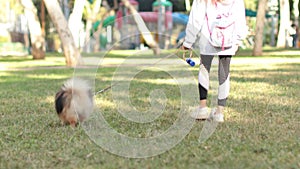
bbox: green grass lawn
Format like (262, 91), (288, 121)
(0, 50), (299, 169)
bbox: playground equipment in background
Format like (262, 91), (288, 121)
(116, 0), (139, 49)
(116, 0), (173, 49)
(172, 12), (189, 25)
(92, 0), (190, 50)
(152, 0), (173, 49)
(171, 12), (189, 46)
(92, 15), (116, 50)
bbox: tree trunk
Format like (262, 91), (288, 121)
(276, 0), (290, 48)
(83, 0), (102, 53)
(84, 19), (93, 53)
(185, 0), (191, 11)
(93, 21), (104, 52)
(62, 0), (70, 19)
(252, 0), (268, 56)
(41, 0), (46, 37)
(293, 0), (299, 25)
(21, 0), (45, 59)
(43, 0), (83, 67)
(121, 0), (160, 55)
(68, 0), (86, 48)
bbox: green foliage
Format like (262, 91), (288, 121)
(83, 0), (101, 21)
(244, 0), (258, 10)
(0, 35), (10, 43)
(0, 0), (23, 23)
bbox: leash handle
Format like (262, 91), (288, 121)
(178, 46), (195, 67)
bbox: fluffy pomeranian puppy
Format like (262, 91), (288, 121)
(55, 78), (94, 127)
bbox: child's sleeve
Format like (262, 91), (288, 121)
(234, 0), (248, 46)
(183, 0), (206, 48)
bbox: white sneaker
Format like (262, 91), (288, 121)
(190, 107), (209, 120)
(209, 109), (224, 122)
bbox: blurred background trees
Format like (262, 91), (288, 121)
(21, 0), (45, 59)
(253, 0), (268, 56)
(43, 0), (82, 66)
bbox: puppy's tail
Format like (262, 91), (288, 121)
(62, 78), (93, 94)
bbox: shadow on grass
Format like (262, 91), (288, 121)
(237, 48), (300, 57)
(231, 63), (300, 86)
(0, 56), (32, 62)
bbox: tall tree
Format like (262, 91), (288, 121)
(277, 0), (291, 48)
(68, 0), (86, 48)
(83, 0), (102, 52)
(43, 0), (83, 67)
(185, 0), (191, 11)
(21, 0), (45, 59)
(121, 0), (160, 54)
(252, 0), (268, 56)
(92, 0), (119, 52)
(293, 0), (299, 25)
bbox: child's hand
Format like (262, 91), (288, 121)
(177, 45), (192, 59)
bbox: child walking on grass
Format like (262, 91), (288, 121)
(181, 0), (248, 122)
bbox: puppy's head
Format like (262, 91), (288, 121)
(55, 89), (78, 127)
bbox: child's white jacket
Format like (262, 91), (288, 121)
(183, 0), (248, 55)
